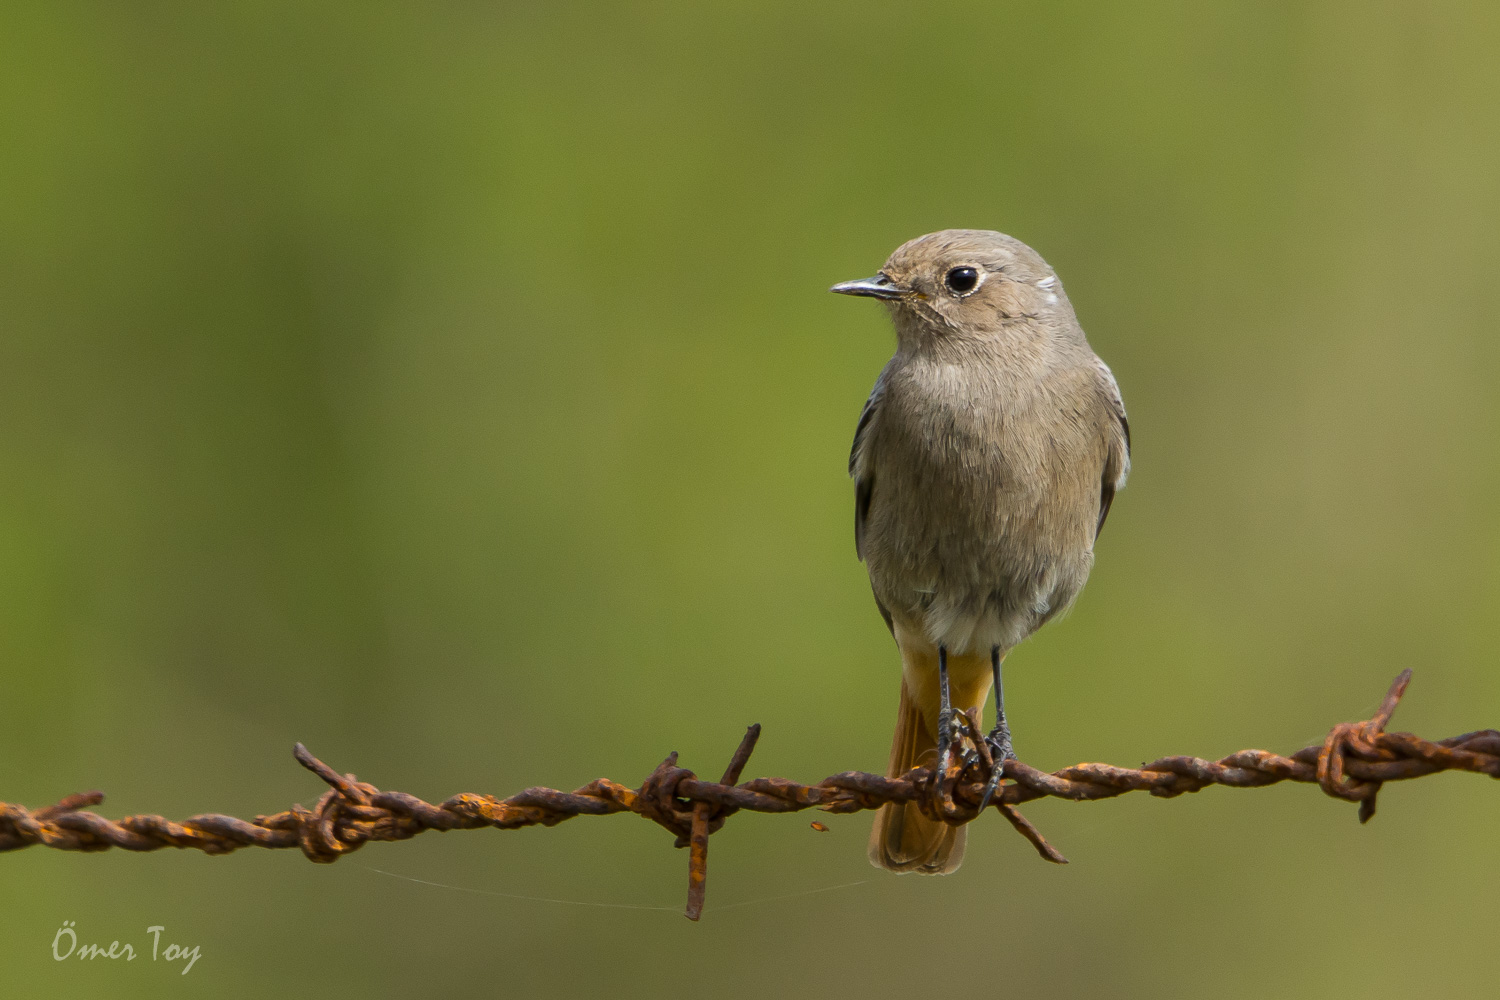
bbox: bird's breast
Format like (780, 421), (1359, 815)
(861, 361), (1100, 653)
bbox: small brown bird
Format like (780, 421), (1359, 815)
(832, 230), (1129, 874)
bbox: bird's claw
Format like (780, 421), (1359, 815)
(947, 714), (1013, 814)
(973, 728), (1014, 814)
(932, 706), (955, 788)
(984, 731), (1015, 765)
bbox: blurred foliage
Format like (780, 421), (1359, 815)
(4, 2), (1500, 996)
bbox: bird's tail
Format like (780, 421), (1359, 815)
(867, 677), (966, 874)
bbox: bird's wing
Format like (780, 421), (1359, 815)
(850, 371), (886, 561)
(1093, 358), (1131, 540)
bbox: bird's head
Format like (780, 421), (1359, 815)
(831, 229), (1074, 353)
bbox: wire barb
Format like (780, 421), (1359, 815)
(4, 670), (1497, 919)
(685, 723), (762, 921)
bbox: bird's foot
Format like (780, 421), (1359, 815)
(925, 703), (967, 821)
(984, 729), (1015, 766)
(933, 704), (955, 783)
(973, 723), (1014, 814)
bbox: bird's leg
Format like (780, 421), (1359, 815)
(934, 644), (954, 788)
(986, 646), (1015, 759)
(976, 645), (1014, 813)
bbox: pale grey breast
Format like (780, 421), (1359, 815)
(853, 345), (1125, 655)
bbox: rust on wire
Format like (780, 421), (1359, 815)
(4, 670), (1499, 919)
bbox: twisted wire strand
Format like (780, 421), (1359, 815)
(4, 671), (1497, 918)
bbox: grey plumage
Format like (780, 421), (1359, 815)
(834, 229), (1128, 873)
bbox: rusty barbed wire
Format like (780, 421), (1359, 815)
(5, 670), (1499, 919)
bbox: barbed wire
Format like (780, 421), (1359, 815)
(4, 670), (1498, 919)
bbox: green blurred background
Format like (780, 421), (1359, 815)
(5, 2), (1500, 995)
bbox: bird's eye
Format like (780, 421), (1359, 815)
(944, 266), (980, 295)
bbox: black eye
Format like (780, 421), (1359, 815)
(944, 266), (979, 295)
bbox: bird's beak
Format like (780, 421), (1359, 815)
(830, 273), (907, 300)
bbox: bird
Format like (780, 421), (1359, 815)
(832, 229), (1129, 874)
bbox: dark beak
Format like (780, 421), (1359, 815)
(830, 273), (907, 300)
